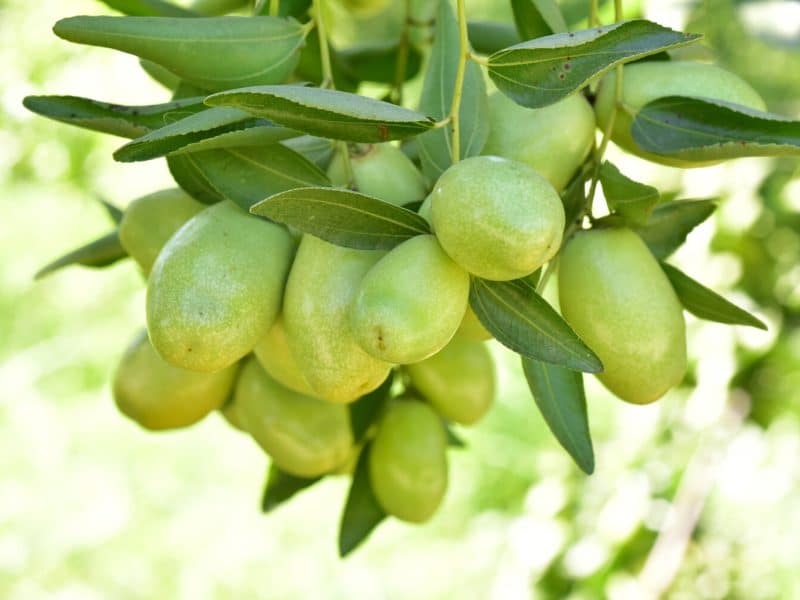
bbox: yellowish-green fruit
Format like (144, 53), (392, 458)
(407, 336), (495, 425)
(253, 316), (315, 397)
(118, 188), (205, 275)
(147, 201), (295, 372)
(350, 235), (469, 364)
(339, 0), (391, 18)
(369, 400), (448, 523)
(234, 358), (353, 477)
(327, 143), (427, 207)
(457, 306), (492, 341)
(283, 235), (391, 403)
(431, 156), (565, 281)
(219, 398), (245, 431)
(558, 228), (687, 404)
(595, 61), (766, 167)
(113, 330), (237, 430)
(418, 193), (433, 226)
(483, 92), (595, 192)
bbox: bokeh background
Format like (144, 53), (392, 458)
(1, 0), (799, 598)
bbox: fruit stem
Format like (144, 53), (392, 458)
(391, 0), (412, 105)
(448, 0), (469, 164)
(589, 0), (599, 27)
(313, 0), (334, 89)
(269, 0), (279, 16)
(338, 141), (356, 188)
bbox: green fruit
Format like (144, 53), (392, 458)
(558, 228), (687, 404)
(234, 358), (353, 477)
(118, 188), (205, 275)
(147, 201), (294, 373)
(369, 400), (448, 523)
(113, 330), (237, 431)
(283, 235), (391, 403)
(418, 193), (433, 226)
(595, 61), (766, 167)
(407, 336), (495, 425)
(340, 0), (391, 18)
(350, 235), (469, 364)
(457, 306), (492, 341)
(327, 143), (427, 207)
(431, 156), (565, 281)
(253, 316), (315, 397)
(483, 92), (595, 192)
(219, 398), (246, 431)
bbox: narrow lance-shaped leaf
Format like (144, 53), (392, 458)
(417, 0), (489, 181)
(660, 262), (767, 330)
(35, 231), (127, 280)
(349, 372), (395, 443)
(445, 424), (466, 448)
(206, 85), (436, 143)
(261, 465), (321, 513)
(167, 153), (225, 204)
(635, 199), (716, 259)
(511, 0), (568, 41)
(488, 20), (701, 109)
(53, 16), (305, 92)
(522, 357), (594, 474)
(22, 95), (206, 139)
(251, 187), (431, 250)
(99, 199), (124, 224)
(94, 0), (198, 17)
(469, 277), (603, 373)
(599, 161), (659, 226)
(339, 442), (386, 558)
(631, 96), (800, 162)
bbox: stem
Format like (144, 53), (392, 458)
(269, 0), (279, 16)
(337, 142), (355, 189)
(448, 0), (469, 164)
(391, 0), (412, 105)
(313, 0), (334, 89)
(589, 0), (599, 27)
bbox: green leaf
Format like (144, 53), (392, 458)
(561, 165), (589, 227)
(255, 0), (310, 18)
(22, 95), (206, 139)
(338, 42), (423, 85)
(445, 424), (466, 448)
(488, 20), (701, 108)
(282, 135), (335, 170)
(113, 107), (299, 162)
(53, 16), (305, 92)
(139, 59), (181, 90)
(250, 187), (430, 250)
(349, 372), (394, 443)
(521, 357), (594, 474)
(631, 96), (800, 162)
(599, 161), (659, 226)
(635, 199), (716, 259)
(339, 443), (386, 558)
(417, 1), (489, 181)
(206, 85), (435, 143)
(468, 20), (521, 55)
(660, 262), (766, 330)
(35, 231), (127, 280)
(294, 28), (358, 93)
(261, 465), (321, 513)
(94, 0), (197, 17)
(469, 277), (603, 373)
(99, 199), (124, 224)
(167, 153), (226, 204)
(511, 0), (568, 40)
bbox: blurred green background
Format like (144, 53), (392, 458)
(1, 0), (799, 598)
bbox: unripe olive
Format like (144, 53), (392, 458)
(595, 61), (766, 167)
(118, 188), (204, 275)
(219, 398), (245, 431)
(350, 235), (469, 364)
(369, 400), (448, 523)
(418, 193), (433, 226)
(431, 156), (565, 281)
(234, 358), (353, 477)
(339, 0), (392, 19)
(483, 92), (595, 191)
(558, 228), (687, 404)
(147, 201), (295, 372)
(113, 330), (237, 431)
(407, 336), (495, 425)
(283, 235), (391, 403)
(327, 143), (427, 207)
(253, 316), (315, 397)
(457, 306), (492, 341)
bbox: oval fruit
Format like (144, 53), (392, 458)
(407, 336), (495, 425)
(147, 201), (295, 372)
(350, 235), (469, 364)
(483, 92), (595, 192)
(457, 306), (492, 341)
(431, 156), (565, 281)
(118, 188), (205, 275)
(113, 330), (237, 431)
(595, 61), (766, 167)
(283, 235), (391, 403)
(327, 143), (427, 207)
(253, 315), (315, 397)
(234, 358), (353, 477)
(558, 228), (687, 404)
(369, 400), (448, 523)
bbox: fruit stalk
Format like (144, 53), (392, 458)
(390, 0), (412, 105)
(448, 0), (469, 163)
(313, 0), (334, 88)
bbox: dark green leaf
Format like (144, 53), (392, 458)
(445, 424), (466, 448)
(282, 135), (335, 170)
(22, 95), (206, 139)
(599, 161), (659, 226)
(139, 59), (181, 90)
(349, 372), (395, 443)
(255, 0), (311, 18)
(468, 20), (521, 55)
(417, 1), (489, 181)
(469, 277), (603, 373)
(294, 28), (358, 92)
(488, 20), (701, 108)
(94, 0), (197, 17)
(511, 0), (568, 41)
(206, 85), (435, 143)
(261, 464), (321, 513)
(339, 42), (423, 84)
(560, 165), (589, 227)
(99, 199), (124, 224)
(635, 199), (716, 259)
(631, 96), (800, 161)
(339, 443), (386, 557)
(251, 187), (430, 250)
(167, 153), (226, 204)
(35, 231), (127, 280)
(661, 262), (766, 330)
(522, 357), (594, 474)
